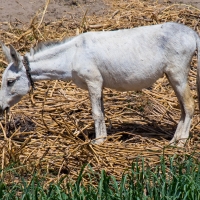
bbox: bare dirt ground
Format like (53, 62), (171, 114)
(0, 0), (200, 30)
(0, 0), (109, 29)
(159, 0), (200, 8)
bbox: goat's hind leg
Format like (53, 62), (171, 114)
(166, 72), (195, 146)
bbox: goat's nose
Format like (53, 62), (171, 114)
(4, 107), (9, 113)
(0, 107), (3, 115)
(0, 106), (9, 115)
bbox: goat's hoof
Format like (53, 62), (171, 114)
(169, 139), (186, 147)
(176, 140), (186, 147)
(169, 139), (176, 147)
(91, 138), (106, 145)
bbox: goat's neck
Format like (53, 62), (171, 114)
(27, 44), (74, 82)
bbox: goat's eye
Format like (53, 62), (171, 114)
(7, 80), (15, 87)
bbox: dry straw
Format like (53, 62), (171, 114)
(0, 0), (200, 184)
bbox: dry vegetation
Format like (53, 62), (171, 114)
(0, 0), (200, 185)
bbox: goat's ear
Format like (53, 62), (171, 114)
(0, 41), (12, 63)
(9, 44), (21, 67)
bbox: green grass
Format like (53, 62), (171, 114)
(0, 155), (200, 200)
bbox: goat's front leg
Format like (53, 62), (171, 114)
(87, 81), (107, 144)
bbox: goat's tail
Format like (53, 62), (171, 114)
(196, 34), (200, 110)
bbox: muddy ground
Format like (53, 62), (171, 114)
(0, 0), (200, 29)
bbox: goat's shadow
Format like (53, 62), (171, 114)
(3, 115), (175, 143)
(86, 121), (175, 142)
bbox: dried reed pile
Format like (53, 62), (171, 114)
(0, 0), (200, 184)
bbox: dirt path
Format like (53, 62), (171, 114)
(159, 0), (200, 8)
(0, 0), (109, 29)
(172, 0), (200, 8)
(0, 0), (199, 30)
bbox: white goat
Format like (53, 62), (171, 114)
(0, 22), (200, 146)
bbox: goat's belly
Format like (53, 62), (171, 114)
(101, 69), (164, 91)
(97, 51), (166, 91)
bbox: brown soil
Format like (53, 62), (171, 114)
(0, 0), (109, 29)
(170, 0), (200, 8)
(159, 0), (200, 8)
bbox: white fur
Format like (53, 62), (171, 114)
(1, 22), (200, 146)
